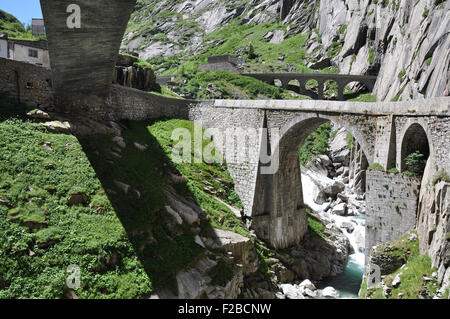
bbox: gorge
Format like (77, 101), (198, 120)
(0, 0), (449, 300)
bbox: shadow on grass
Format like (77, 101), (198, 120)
(74, 120), (213, 295)
(0, 92), (29, 121)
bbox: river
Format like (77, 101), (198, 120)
(302, 173), (366, 299)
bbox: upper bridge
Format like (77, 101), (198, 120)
(244, 73), (378, 100)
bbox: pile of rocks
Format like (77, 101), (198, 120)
(302, 127), (367, 219)
(278, 280), (340, 299)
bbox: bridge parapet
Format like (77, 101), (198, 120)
(213, 97), (450, 116)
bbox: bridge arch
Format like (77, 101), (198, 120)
(251, 114), (371, 249)
(324, 79), (340, 100)
(399, 121), (431, 174)
(276, 114), (372, 162)
(342, 79), (375, 92)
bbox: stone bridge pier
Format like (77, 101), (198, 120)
(40, 0), (137, 115)
(189, 98), (450, 250)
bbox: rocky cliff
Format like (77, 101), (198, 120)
(123, 0), (449, 101)
(302, 0), (449, 101)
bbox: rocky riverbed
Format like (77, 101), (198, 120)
(276, 126), (368, 299)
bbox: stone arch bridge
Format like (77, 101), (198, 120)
(188, 98), (450, 249)
(244, 73), (377, 101)
(38, 0), (450, 252)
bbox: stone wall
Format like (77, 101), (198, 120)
(113, 54), (157, 91)
(198, 62), (241, 73)
(372, 115), (396, 170)
(0, 57), (53, 108)
(8, 39), (50, 69)
(198, 55), (243, 73)
(109, 85), (194, 121)
(0, 38), (7, 59)
(365, 171), (421, 261)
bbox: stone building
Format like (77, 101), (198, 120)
(198, 55), (244, 73)
(0, 34), (50, 68)
(0, 34), (7, 59)
(32, 18), (45, 37)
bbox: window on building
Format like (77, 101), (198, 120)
(28, 49), (38, 58)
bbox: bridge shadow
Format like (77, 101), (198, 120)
(0, 92), (29, 121)
(73, 119), (213, 294)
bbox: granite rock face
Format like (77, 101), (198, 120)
(417, 158), (450, 294)
(303, 0), (449, 101)
(124, 0), (449, 101)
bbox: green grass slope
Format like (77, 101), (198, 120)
(0, 96), (250, 298)
(0, 9), (44, 40)
(359, 232), (443, 299)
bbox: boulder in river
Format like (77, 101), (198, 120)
(332, 203), (348, 216)
(341, 222), (355, 234)
(302, 163), (345, 205)
(321, 286), (340, 298)
(329, 128), (350, 166)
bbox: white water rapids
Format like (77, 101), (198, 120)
(302, 173), (366, 298)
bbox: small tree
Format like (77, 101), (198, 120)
(246, 43), (257, 60)
(404, 151), (427, 175)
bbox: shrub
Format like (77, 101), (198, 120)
(298, 122), (332, 166)
(432, 169), (450, 186)
(368, 163), (385, 171)
(404, 151), (427, 175)
(398, 69), (406, 82)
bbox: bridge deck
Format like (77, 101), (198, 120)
(212, 97), (450, 116)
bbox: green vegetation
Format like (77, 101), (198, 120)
(432, 169), (450, 186)
(0, 117), (155, 298)
(0, 10), (45, 40)
(348, 94), (377, 102)
(209, 259), (234, 286)
(172, 70), (289, 100)
(360, 232), (440, 299)
(368, 49), (375, 64)
(0, 93), (251, 298)
(307, 209), (327, 239)
(149, 86), (182, 99)
(398, 69), (406, 82)
(368, 163), (385, 171)
(160, 22), (310, 75)
(326, 40), (344, 58)
(391, 84), (407, 102)
(404, 151), (427, 175)
(346, 131), (353, 150)
(148, 119), (247, 235)
(298, 122), (332, 166)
